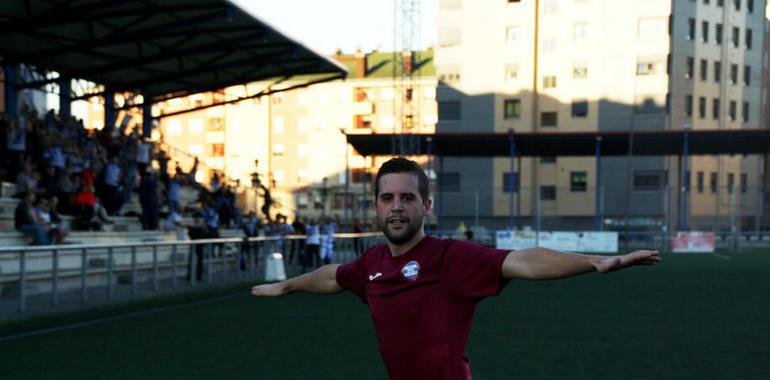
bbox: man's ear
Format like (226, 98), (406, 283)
(423, 197), (432, 212)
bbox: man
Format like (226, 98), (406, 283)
(252, 157), (660, 380)
(15, 191), (50, 245)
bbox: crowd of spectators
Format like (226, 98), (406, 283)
(0, 106), (225, 245)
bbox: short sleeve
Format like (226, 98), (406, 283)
(336, 254), (368, 303)
(442, 240), (511, 298)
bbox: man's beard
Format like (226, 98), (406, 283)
(377, 215), (421, 245)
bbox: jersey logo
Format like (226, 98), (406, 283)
(401, 260), (420, 281)
(368, 272), (383, 281)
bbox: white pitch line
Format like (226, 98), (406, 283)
(0, 292), (246, 343)
(711, 253), (731, 260)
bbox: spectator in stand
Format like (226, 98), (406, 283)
(74, 183), (98, 230)
(136, 139), (151, 175)
(166, 172), (182, 215)
(6, 113), (27, 179)
(48, 196), (68, 243)
(164, 205), (186, 241)
(241, 211), (262, 271)
(40, 165), (61, 199)
(210, 171), (222, 193)
(15, 191), (50, 245)
(14, 159), (38, 196)
(102, 156), (122, 215)
(352, 219), (364, 257)
(202, 198), (220, 240)
(139, 171), (161, 230)
(189, 157), (199, 185)
(43, 137), (66, 177)
(35, 197), (67, 244)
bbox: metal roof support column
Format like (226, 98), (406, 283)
(142, 98), (153, 138)
(594, 136), (602, 231)
(679, 132), (690, 231)
(58, 77), (71, 117)
(508, 129), (516, 230)
(3, 63), (18, 115)
(104, 90), (115, 133)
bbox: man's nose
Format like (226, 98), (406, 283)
(392, 197), (404, 210)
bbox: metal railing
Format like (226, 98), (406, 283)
(0, 233), (383, 314)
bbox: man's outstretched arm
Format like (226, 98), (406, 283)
(501, 248), (660, 280)
(251, 264), (343, 296)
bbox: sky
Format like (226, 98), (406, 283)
(232, 0), (438, 55)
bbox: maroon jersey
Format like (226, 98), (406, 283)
(336, 236), (510, 380)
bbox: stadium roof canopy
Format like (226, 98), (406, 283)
(345, 129), (770, 157)
(0, 0), (347, 103)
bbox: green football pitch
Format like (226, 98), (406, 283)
(1, 251), (769, 379)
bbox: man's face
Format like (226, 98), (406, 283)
(375, 173), (431, 245)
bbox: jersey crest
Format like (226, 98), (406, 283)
(401, 260), (420, 281)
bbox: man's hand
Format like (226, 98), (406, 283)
(595, 250), (661, 273)
(251, 282), (290, 297)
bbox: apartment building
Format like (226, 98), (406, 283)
(157, 50), (438, 223)
(435, 0), (766, 231)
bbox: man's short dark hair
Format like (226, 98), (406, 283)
(374, 157), (429, 201)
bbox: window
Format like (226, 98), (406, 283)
(504, 98), (521, 119)
(712, 98), (721, 119)
(729, 100), (737, 121)
(748, 0), (754, 12)
(746, 29), (752, 49)
(541, 111), (558, 127)
(573, 62), (588, 79)
(634, 170), (667, 191)
(638, 18), (667, 37)
(744, 65), (751, 86)
(354, 115), (372, 128)
(272, 143), (285, 157)
(697, 171), (704, 193)
(503, 172), (519, 192)
(733, 0), (740, 10)
(698, 97), (706, 118)
(704, 0), (710, 4)
(687, 18), (695, 39)
(353, 87), (368, 102)
(570, 172), (587, 192)
(166, 119), (182, 135)
(700, 59), (708, 81)
(351, 168), (370, 183)
(506, 26), (522, 44)
(742, 101), (749, 122)
(717, 0), (724, 6)
(540, 156), (557, 163)
(701, 21), (709, 42)
(741, 173), (747, 193)
(710, 172), (718, 193)
(540, 186), (557, 201)
(730, 64), (738, 84)
(439, 173), (460, 192)
(685, 95), (693, 117)
(505, 64), (519, 82)
(544, 0), (559, 14)
(728, 173), (735, 193)
(716, 23), (723, 45)
(211, 143), (225, 157)
(714, 61), (722, 82)
(440, 0), (462, 9)
(439, 101), (461, 120)
(636, 59), (663, 75)
(571, 99), (588, 117)
(543, 75), (558, 88)
(732, 27), (739, 47)
(438, 28), (462, 47)
(332, 193), (354, 210)
(189, 119), (204, 134)
(686, 57), (694, 78)
(573, 22), (589, 40)
(508, 0), (521, 2)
